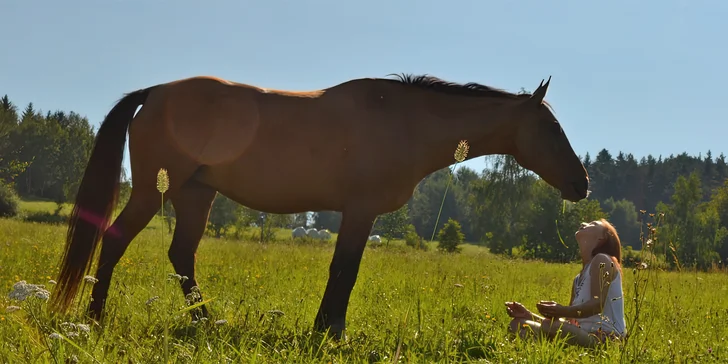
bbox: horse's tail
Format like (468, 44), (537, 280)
(50, 86), (155, 314)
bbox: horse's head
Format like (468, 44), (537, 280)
(509, 77), (589, 202)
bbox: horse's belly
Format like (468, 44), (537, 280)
(194, 160), (345, 214)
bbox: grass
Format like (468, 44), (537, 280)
(0, 202), (726, 362)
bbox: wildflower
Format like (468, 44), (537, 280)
(214, 319), (227, 325)
(638, 262), (648, 270)
(76, 324), (90, 333)
(167, 273), (182, 282)
(48, 332), (62, 340)
(156, 168), (169, 193)
(8, 281), (51, 302)
(83, 276), (98, 284)
(5, 306), (21, 313)
(60, 322), (77, 332)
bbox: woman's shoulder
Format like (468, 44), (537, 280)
(591, 253), (614, 264)
(589, 253), (620, 274)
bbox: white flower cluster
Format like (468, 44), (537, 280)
(8, 281), (50, 301)
(57, 322), (91, 338)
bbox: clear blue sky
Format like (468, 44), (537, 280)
(2, 0), (726, 176)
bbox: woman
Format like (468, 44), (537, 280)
(505, 218), (627, 348)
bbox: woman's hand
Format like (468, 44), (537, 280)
(536, 301), (567, 319)
(505, 301), (532, 319)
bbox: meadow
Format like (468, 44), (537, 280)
(1, 201), (726, 363)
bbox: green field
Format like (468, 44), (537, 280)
(1, 201), (726, 363)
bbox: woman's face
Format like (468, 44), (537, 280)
(575, 220), (606, 252)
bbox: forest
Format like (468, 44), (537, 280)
(2, 93), (726, 271)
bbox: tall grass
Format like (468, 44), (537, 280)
(1, 210), (726, 362)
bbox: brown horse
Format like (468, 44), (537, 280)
(49, 73), (589, 338)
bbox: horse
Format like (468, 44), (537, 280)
(48, 73), (589, 339)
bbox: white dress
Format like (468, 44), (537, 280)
(570, 254), (627, 337)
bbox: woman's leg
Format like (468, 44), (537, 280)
(540, 319), (613, 348)
(508, 318), (545, 341)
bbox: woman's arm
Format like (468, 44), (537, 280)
(563, 253), (617, 319)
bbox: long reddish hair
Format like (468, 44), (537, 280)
(592, 218), (622, 271)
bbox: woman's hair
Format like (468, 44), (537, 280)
(592, 218), (622, 269)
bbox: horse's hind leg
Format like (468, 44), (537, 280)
(168, 179), (217, 320)
(88, 186), (168, 320)
(88, 162), (198, 321)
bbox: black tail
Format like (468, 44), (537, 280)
(50, 87), (154, 313)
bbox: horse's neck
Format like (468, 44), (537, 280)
(409, 98), (516, 179)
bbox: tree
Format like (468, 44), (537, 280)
(437, 218), (464, 253)
(468, 155), (535, 255)
(312, 211), (342, 232)
(600, 198), (641, 248)
(373, 204), (411, 244)
(207, 194), (239, 238)
(521, 180), (606, 263)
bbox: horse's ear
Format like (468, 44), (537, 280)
(529, 76), (551, 105)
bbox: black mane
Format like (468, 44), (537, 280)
(387, 73), (528, 99)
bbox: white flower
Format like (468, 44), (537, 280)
(48, 332), (62, 340)
(83, 276), (98, 284)
(76, 324), (90, 333)
(167, 273), (182, 282)
(8, 281), (51, 302)
(60, 322), (77, 332)
(5, 305), (21, 313)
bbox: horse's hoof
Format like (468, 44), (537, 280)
(314, 321), (346, 340)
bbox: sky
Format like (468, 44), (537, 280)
(2, 0), (726, 176)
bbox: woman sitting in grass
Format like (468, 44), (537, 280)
(505, 218), (626, 348)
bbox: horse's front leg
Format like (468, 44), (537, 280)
(313, 210), (376, 339)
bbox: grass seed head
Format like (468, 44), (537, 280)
(454, 140), (469, 162)
(156, 168), (169, 193)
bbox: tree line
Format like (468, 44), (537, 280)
(1, 94), (726, 271)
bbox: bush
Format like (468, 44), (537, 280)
(24, 211), (68, 225)
(404, 224), (428, 251)
(437, 218), (464, 253)
(0, 182), (20, 218)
